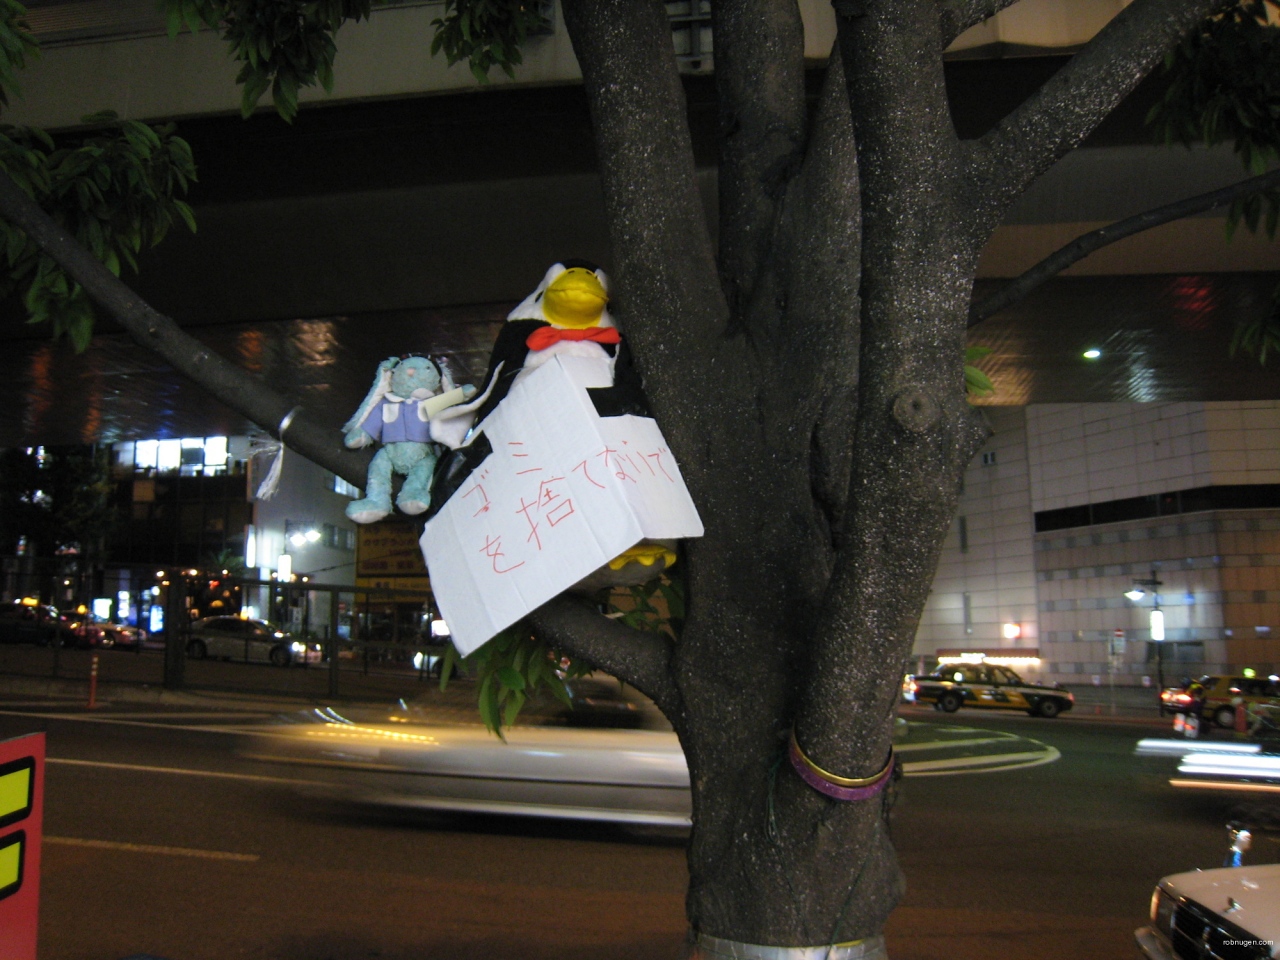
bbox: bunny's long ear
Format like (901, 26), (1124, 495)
(435, 357), (457, 393)
(343, 358), (397, 434)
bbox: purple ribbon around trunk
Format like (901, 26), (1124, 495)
(788, 731), (894, 802)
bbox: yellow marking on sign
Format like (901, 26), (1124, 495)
(0, 766), (30, 820)
(0, 834), (22, 889)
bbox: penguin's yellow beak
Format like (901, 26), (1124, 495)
(542, 267), (609, 329)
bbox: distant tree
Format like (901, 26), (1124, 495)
(0, 0), (1277, 953)
(0, 445), (119, 560)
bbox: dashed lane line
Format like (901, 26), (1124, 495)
(46, 756), (321, 787)
(45, 836), (259, 862)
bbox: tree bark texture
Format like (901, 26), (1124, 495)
(0, 0), (1244, 950)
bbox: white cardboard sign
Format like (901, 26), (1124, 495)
(420, 355), (703, 654)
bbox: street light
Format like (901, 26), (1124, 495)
(286, 522), (325, 552)
(1126, 570), (1164, 694)
(285, 520), (322, 550)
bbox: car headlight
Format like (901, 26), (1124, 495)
(290, 642), (305, 653)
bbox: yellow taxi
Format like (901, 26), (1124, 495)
(1160, 673), (1280, 729)
(905, 661), (1074, 718)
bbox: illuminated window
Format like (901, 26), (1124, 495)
(332, 474), (361, 498)
(135, 440), (159, 470)
(205, 437), (228, 466)
(157, 440), (182, 472)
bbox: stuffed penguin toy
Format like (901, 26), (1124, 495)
(428, 261), (650, 512)
(342, 355), (473, 523)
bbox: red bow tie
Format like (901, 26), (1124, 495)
(526, 325), (621, 351)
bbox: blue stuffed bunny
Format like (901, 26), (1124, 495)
(343, 355), (472, 523)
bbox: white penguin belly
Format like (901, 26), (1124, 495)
(517, 340), (616, 387)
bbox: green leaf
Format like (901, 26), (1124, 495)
(547, 678), (572, 708)
(964, 345), (995, 397)
(501, 689), (525, 727)
(67, 303), (93, 352)
(438, 642), (460, 690)
(496, 665), (526, 691)
(168, 198), (194, 234)
(271, 76), (298, 123)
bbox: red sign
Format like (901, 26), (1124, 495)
(0, 733), (44, 960)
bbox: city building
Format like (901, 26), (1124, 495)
(917, 401), (1280, 687)
(0, 2), (1275, 662)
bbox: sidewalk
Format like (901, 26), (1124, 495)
(0, 643), (458, 711)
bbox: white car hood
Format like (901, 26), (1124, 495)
(1162, 862), (1280, 952)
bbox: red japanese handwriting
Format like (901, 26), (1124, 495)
(481, 534), (524, 574)
(462, 483), (491, 517)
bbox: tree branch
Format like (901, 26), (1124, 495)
(526, 595), (683, 725)
(970, 166), (1280, 326)
(836, 0), (968, 259)
(559, 0), (726, 400)
(937, 0), (1024, 48)
(969, 0), (1231, 226)
(711, 0), (807, 319)
(0, 168), (371, 488)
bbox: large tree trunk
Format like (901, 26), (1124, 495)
(548, 0), (1229, 951)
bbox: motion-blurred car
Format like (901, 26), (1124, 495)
(1136, 862), (1280, 959)
(186, 616), (320, 666)
(97, 619), (146, 649)
(1161, 675), (1280, 729)
(61, 612), (147, 648)
(1135, 737), (1280, 795)
(905, 662), (1073, 718)
(242, 678), (689, 825)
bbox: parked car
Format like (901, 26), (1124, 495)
(186, 616), (320, 666)
(905, 662), (1074, 718)
(242, 679), (687, 825)
(1137, 861), (1280, 959)
(1161, 675), (1280, 729)
(0, 601), (70, 646)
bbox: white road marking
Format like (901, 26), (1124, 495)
(45, 836), (259, 862)
(903, 747), (1061, 776)
(895, 736), (1014, 752)
(895, 721), (1060, 776)
(46, 756), (319, 787)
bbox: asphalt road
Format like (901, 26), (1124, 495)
(0, 700), (1264, 960)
